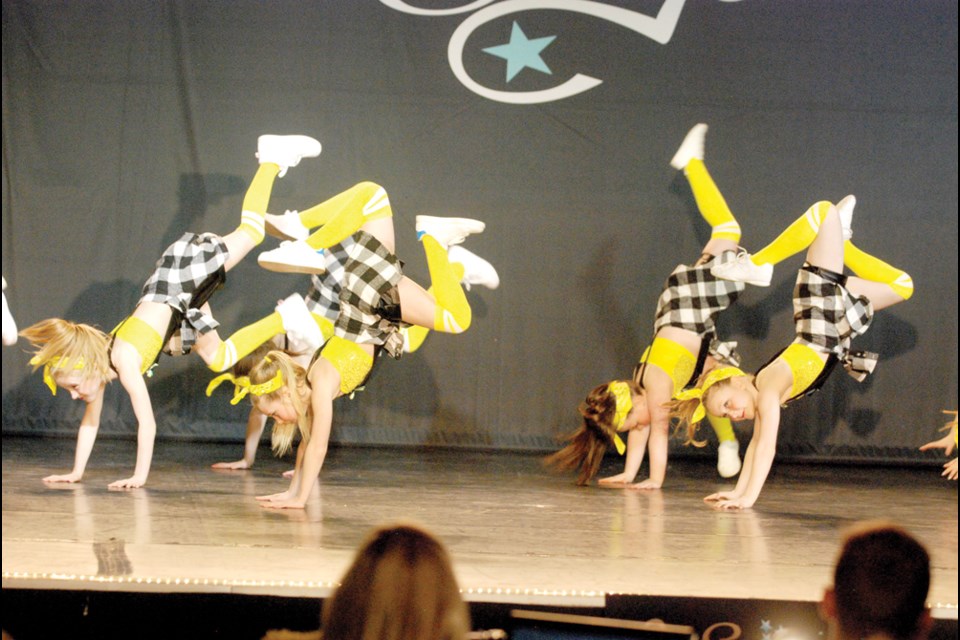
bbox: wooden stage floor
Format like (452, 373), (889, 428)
(2, 435), (957, 615)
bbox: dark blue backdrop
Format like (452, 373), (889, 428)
(2, 0), (957, 461)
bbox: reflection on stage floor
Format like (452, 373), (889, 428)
(2, 435), (957, 613)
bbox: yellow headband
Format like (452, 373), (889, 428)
(674, 366), (746, 425)
(607, 381), (631, 455)
(31, 355), (86, 396)
(206, 370), (284, 405)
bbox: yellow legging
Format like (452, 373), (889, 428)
(296, 182), (471, 334)
(749, 201), (913, 299)
(751, 201), (832, 266)
(685, 159), (742, 243)
(707, 414), (736, 444)
(237, 163), (281, 244)
(300, 182), (394, 251)
(844, 242), (914, 300)
(208, 311), (334, 372)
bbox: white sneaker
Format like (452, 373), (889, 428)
(711, 251), (773, 287)
(717, 440), (742, 478)
(415, 215), (485, 249)
(264, 210), (309, 241)
(670, 123), (708, 170)
(836, 194), (856, 242)
(2, 287), (17, 346)
(258, 240), (326, 274)
(276, 293), (323, 354)
(256, 135), (322, 177)
(448, 246), (500, 290)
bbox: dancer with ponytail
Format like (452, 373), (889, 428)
(20, 135), (322, 488)
(547, 124), (757, 487)
(673, 195), (913, 509)
(235, 181), (499, 509)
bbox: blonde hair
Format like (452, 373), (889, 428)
(321, 522), (470, 640)
(669, 369), (752, 446)
(544, 381), (639, 485)
(20, 318), (112, 384)
(248, 350), (310, 456)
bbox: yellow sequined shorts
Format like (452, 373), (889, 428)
(639, 336), (697, 396)
(113, 316), (163, 375)
(320, 336), (374, 395)
(780, 342), (827, 398)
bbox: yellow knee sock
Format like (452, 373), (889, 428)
(844, 241), (914, 300)
(751, 201), (831, 266)
(312, 313), (336, 344)
(706, 414), (737, 444)
(237, 164), (281, 244)
(397, 265), (459, 352)
(301, 182), (393, 250)
(403, 325), (430, 354)
(422, 236), (471, 333)
(685, 159), (741, 243)
(209, 312), (285, 371)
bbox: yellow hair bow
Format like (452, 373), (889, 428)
(31, 355), (85, 396)
(207, 353), (286, 405)
(674, 366), (746, 425)
(206, 370), (284, 405)
(206, 373), (251, 405)
(607, 381), (632, 455)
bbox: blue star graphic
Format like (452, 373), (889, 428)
(483, 21), (556, 83)
(760, 620), (773, 634)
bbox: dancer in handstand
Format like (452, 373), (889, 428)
(547, 124), (754, 487)
(20, 134), (321, 488)
(207, 209), (434, 472)
(673, 195), (913, 509)
(232, 181), (498, 509)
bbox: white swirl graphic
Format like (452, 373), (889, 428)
(382, 0), (692, 104)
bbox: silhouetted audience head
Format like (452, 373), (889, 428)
(821, 521), (931, 640)
(321, 522), (470, 640)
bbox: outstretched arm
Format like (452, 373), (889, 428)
(43, 388), (105, 484)
(634, 397), (672, 490)
(213, 408), (267, 469)
(110, 345), (156, 489)
(261, 360), (339, 510)
(713, 388), (782, 511)
(919, 432), (956, 457)
(599, 427), (649, 485)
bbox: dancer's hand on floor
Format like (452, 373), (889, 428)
(626, 479), (662, 491)
(43, 472), (82, 484)
(598, 472), (636, 486)
(257, 490), (294, 502)
(712, 497), (754, 511)
(109, 475), (146, 489)
(212, 459), (251, 470)
(704, 490), (739, 503)
(260, 498), (306, 510)
(943, 458), (958, 481)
